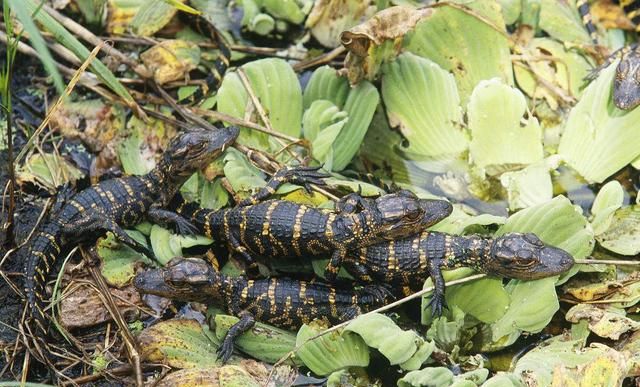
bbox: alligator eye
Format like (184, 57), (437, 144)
(523, 233), (544, 246)
(516, 249), (533, 260)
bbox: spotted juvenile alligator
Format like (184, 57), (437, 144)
(344, 231), (574, 316)
(21, 126), (239, 359)
(134, 257), (393, 362)
(578, 0), (640, 109)
(171, 168), (453, 280)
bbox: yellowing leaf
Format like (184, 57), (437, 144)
(141, 40), (200, 85)
(138, 319), (221, 368)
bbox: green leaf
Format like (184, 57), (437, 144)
(558, 61), (640, 183)
(397, 367), (454, 387)
(217, 58), (302, 151)
(590, 181), (624, 235)
(345, 313), (429, 366)
(596, 206), (640, 255)
(498, 0), (522, 24)
(303, 100), (348, 170)
(296, 324), (370, 376)
(7, 0), (64, 92)
(468, 79), (543, 171)
(138, 319), (221, 368)
(222, 148), (267, 196)
(539, 0), (593, 45)
(490, 277), (559, 341)
(382, 53), (468, 159)
(98, 231), (151, 287)
(405, 2), (513, 104)
(302, 66), (379, 171)
(482, 373), (525, 387)
(496, 195), (594, 260)
(499, 162), (552, 210)
(19, 0), (135, 104)
(213, 314), (302, 365)
(333, 81), (379, 170)
(149, 225), (213, 265)
(445, 277), (511, 323)
(117, 118), (156, 176)
(302, 66), (349, 109)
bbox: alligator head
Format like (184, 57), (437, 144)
(158, 126), (239, 192)
(614, 47), (640, 110)
(134, 257), (228, 304)
(484, 233), (574, 279)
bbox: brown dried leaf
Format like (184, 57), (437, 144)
(59, 282), (142, 329)
(140, 40), (200, 85)
(549, 344), (628, 387)
(340, 6), (433, 83)
(565, 304), (640, 340)
(341, 6), (432, 57)
(306, 0), (376, 48)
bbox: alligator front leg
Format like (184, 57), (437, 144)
(238, 166), (329, 207)
(62, 211), (156, 259)
(335, 192), (372, 214)
(217, 311), (255, 363)
(426, 259), (447, 317)
(147, 207), (198, 235)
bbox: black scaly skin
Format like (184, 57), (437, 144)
(134, 257), (394, 362)
(346, 231), (575, 316)
(617, 0), (640, 29)
(171, 167), (453, 280)
(576, 0), (599, 44)
(21, 126), (239, 361)
(179, 11), (231, 102)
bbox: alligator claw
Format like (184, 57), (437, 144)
(284, 165), (329, 192)
(216, 337), (234, 364)
(171, 217), (198, 236)
(428, 292), (447, 318)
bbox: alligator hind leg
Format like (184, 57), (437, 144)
(50, 183), (76, 214)
(238, 166), (329, 207)
(62, 212), (156, 259)
(217, 311), (255, 363)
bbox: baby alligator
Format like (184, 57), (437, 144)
(134, 257), (393, 362)
(345, 231), (574, 316)
(21, 126), (239, 358)
(578, 0), (640, 110)
(172, 168), (452, 280)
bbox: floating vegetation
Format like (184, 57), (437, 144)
(2, 0), (640, 386)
